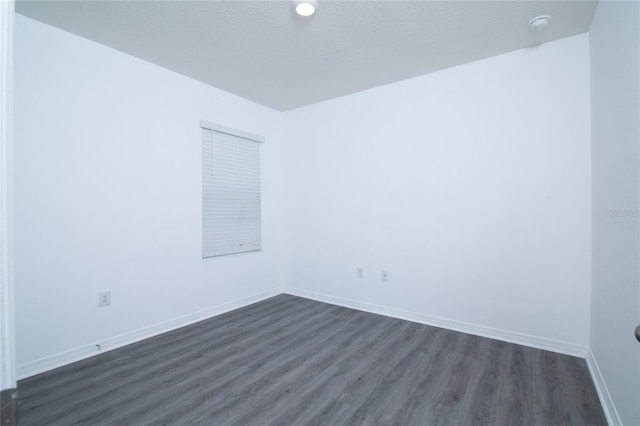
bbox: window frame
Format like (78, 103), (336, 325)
(201, 120), (264, 259)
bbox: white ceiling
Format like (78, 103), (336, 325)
(16, 0), (598, 111)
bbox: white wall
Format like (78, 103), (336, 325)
(283, 34), (592, 354)
(13, 15), (285, 376)
(589, 1), (640, 424)
(14, 12), (598, 382)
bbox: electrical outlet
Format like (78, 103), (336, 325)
(99, 291), (111, 307)
(356, 267), (364, 278)
(381, 271), (389, 281)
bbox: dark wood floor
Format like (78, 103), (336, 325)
(18, 294), (607, 425)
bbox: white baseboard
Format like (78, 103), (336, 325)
(285, 287), (588, 358)
(586, 348), (621, 426)
(19, 286), (616, 424)
(17, 287), (283, 380)
(18, 285), (594, 383)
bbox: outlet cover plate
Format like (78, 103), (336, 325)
(99, 291), (111, 307)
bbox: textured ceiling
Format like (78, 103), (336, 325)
(16, 0), (598, 111)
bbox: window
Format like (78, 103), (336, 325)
(201, 121), (263, 258)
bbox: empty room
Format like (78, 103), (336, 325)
(0, 0), (638, 425)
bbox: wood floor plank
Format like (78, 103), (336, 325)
(122, 302), (356, 425)
(88, 300), (347, 425)
(191, 309), (376, 424)
(265, 314), (397, 425)
(229, 311), (383, 425)
(494, 343), (535, 426)
(18, 295), (608, 426)
(376, 328), (455, 426)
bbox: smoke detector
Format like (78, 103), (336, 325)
(529, 15), (551, 31)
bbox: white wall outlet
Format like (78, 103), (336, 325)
(99, 291), (111, 307)
(381, 271), (389, 281)
(356, 267), (364, 278)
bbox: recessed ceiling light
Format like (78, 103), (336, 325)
(294, 0), (318, 17)
(529, 14), (551, 31)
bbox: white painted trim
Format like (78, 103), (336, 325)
(17, 287), (283, 380)
(18, 285), (594, 380)
(285, 287), (589, 358)
(0, 0), (15, 391)
(586, 348), (622, 426)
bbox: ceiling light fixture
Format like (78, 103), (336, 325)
(294, 0), (318, 17)
(529, 14), (551, 31)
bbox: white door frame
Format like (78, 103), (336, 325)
(0, 0), (15, 394)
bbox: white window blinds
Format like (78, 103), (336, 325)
(201, 121), (263, 258)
